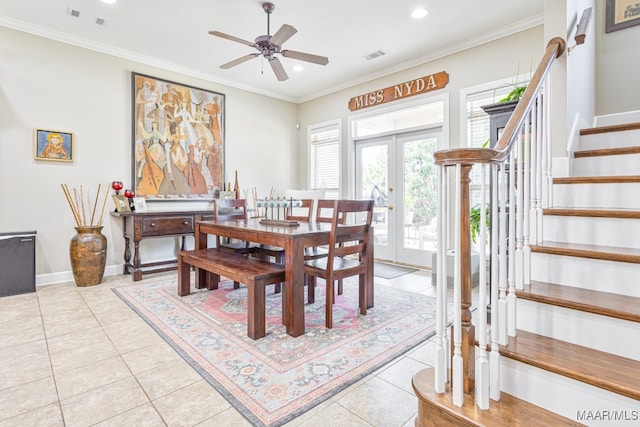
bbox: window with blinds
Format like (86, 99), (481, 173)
(466, 85), (517, 207)
(309, 121), (340, 199)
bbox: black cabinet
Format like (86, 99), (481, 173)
(0, 231), (37, 297)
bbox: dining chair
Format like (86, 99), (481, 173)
(254, 199), (314, 293)
(304, 199), (374, 328)
(213, 198), (258, 288)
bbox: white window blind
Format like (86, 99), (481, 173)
(309, 121), (340, 199)
(466, 86), (516, 207)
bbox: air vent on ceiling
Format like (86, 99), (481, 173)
(363, 50), (386, 61)
(67, 7), (106, 26)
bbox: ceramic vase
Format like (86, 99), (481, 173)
(69, 226), (107, 286)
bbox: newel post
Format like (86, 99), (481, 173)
(453, 164), (475, 394)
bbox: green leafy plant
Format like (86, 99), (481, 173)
(498, 85), (526, 103)
(470, 205), (490, 244)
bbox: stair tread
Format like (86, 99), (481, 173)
(580, 122), (640, 136)
(543, 207), (640, 219)
(412, 367), (582, 426)
(574, 145), (640, 158)
(517, 281), (640, 322)
(553, 175), (640, 184)
(531, 241), (640, 263)
(500, 330), (640, 401)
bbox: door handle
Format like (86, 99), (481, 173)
(388, 187), (394, 192)
(387, 205), (394, 211)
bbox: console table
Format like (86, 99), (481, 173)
(110, 210), (213, 281)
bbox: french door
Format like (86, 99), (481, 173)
(355, 129), (440, 267)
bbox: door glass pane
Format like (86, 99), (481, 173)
(360, 145), (388, 246)
(403, 137), (437, 250)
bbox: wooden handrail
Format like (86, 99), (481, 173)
(434, 37), (566, 166)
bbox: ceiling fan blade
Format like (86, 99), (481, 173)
(281, 50), (329, 65)
(268, 57), (288, 81)
(220, 53), (260, 69)
(269, 24), (297, 46)
(209, 30), (256, 48)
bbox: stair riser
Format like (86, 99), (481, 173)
(573, 154), (640, 176)
(516, 299), (639, 361)
(542, 216), (640, 249)
(500, 358), (639, 426)
(594, 111), (640, 127)
(531, 252), (640, 297)
(579, 128), (640, 150)
(553, 182), (640, 209)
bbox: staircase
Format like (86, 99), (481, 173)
(413, 117), (640, 426)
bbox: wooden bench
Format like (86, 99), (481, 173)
(178, 249), (285, 339)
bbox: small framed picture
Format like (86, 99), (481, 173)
(112, 195), (131, 212)
(133, 197), (148, 212)
(34, 129), (74, 162)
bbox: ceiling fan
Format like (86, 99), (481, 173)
(209, 2), (329, 81)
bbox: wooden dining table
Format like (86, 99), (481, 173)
(194, 218), (374, 337)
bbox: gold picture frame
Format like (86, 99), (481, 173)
(34, 129), (74, 162)
(606, 0), (640, 33)
(112, 195), (131, 212)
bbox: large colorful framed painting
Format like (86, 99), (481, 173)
(131, 72), (225, 200)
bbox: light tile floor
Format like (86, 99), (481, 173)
(0, 268), (453, 427)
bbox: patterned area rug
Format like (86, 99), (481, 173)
(114, 275), (438, 427)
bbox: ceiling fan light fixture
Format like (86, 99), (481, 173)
(209, 1), (329, 81)
(292, 65), (304, 72)
(411, 8), (428, 19)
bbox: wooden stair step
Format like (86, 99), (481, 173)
(553, 175), (640, 184)
(531, 241), (640, 264)
(500, 330), (640, 401)
(543, 207), (640, 219)
(412, 367), (582, 427)
(580, 122), (640, 136)
(517, 281), (640, 323)
(574, 145), (640, 158)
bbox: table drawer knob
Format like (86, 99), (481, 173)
(183, 221), (189, 225)
(150, 223), (156, 227)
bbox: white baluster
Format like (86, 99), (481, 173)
(452, 164), (463, 407)
(490, 164), (501, 401)
(536, 92), (544, 244)
(476, 164), (489, 409)
(498, 164), (508, 346)
(442, 168), (450, 381)
(524, 110), (533, 286)
(505, 150), (521, 337)
(516, 123), (527, 290)
(434, 165), (446, 393)
(530, 99), (539, 246)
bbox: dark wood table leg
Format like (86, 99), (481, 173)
(367, 226), (374, 308)
(284, 239), (305, 337)
(194, 224), (207, 289)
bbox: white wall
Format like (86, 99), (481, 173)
(595, 0), (640, 115)
(0, 27), (300, 284)
(566, 0), (596, 152)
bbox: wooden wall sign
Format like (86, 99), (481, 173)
(348, 71), (449, 112)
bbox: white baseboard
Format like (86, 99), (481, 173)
(36, 264), (122, 287)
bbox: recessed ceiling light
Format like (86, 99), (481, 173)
(411, 8), (428, 19)
(101, 0), (117, 4)
(292, 65), (304, 72)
